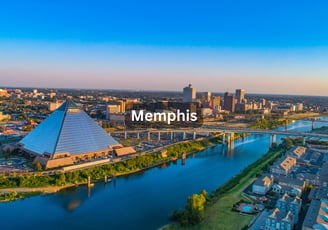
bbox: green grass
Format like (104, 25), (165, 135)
(0, 139), (215, 190)
(165, 148), (284, 230)
(0, 191), (43, 202)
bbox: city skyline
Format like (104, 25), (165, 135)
(1, 0), (328, 96)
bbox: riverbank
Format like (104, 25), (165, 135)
(1, 114), (325, 203)
(164, 142), (287, 230)
(0, 181), (92, 202)
(248, 112), (327, 130)
(0, 137), (222, 202)
(285, 112), (324, 120)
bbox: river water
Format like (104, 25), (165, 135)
(1, 118), (327, 230)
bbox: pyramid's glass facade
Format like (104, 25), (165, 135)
(19, 100), (118, 156)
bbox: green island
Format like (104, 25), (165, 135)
(248, 117), (291, 129)
(164, 138), (295, 230)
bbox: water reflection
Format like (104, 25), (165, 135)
(49, 186), (91, 212)
(0, 117), (327, 230)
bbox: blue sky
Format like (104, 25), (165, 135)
(1, 0), (328, 95)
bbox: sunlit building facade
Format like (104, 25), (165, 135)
(18, 99), (122, 168)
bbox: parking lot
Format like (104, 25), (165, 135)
(0, 157), (33, 173)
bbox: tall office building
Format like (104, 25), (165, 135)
(296, 103), (303, 111)
(117, 100), (126, 112)
(235, 89), (245, 103)
(212, 96), (221, 109)
(183, 84), (196, 103)
(106, 104), (121, 119)
(224, 92), (235, 112)
(201, 92), (211, 102)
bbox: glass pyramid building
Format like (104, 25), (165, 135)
(19, 99), (119, 159)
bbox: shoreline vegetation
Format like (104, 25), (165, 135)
(0, 113), (325, 203)
(164, 138), (297, 230)
(0, 137), (222, 202)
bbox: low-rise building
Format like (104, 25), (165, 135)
(265, 208), (294, 230)
(49, 101), (64, 111)
(288, 146), (307, 159)
(303, 199), (328, 230)
(113, 147), (136, 158)
(319, 162), (328, 187)
(252, 175), (274, 195)
(309, 187), (328, 201)
(297, 173), (320, 186)
(272, 177), (305, 196)
(270, 156), (297, 176)
(0, 111), (10, 121)
(276, 194), (302, 223)
(106, 104), (122, 119)
(264, 194), (301, 230)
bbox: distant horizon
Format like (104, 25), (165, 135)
(2, 85), (328, 98)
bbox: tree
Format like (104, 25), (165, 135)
(56, 174), (66, 186)
(170, 190), (208, 226)
(33, 160), (43, 171)
(25, 125), (33, 131)
(280, 138), (294, 150)
(7, 191), (17, 200)
(186, 191), (207, 225)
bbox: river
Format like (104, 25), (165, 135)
(0, 118), (327, 230)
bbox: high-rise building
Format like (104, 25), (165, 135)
(117, 100), (126, 112)
(224, 92), (235, 112)
(212, 96), (221, 109)
(235, 103), (246, 113)
(183, 84), (196, 103)
(201, 92), (211, 102)
(296, 103), (303, 111)
(106, 104), (121, 119)
(235, 89), (245, 103)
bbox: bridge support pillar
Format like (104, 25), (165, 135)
(147, 132), (150, 140)
(183, 132), (186, 140)
(137, 132), (140, 139)
(227, 133), (234, 148)
(181, 152), (186, 165)
(230, 133), (234, 150)
(193, 131), (196, 140)
(285, 120), (288, 131)
(170, 131), (173, 140)
(312, 120), (314, 130)
(158, 132), (161, 141)
(222, 133), (226, 145)
(206, 132), (210, 137)
(124, 131), (127, 139)
(271, 134), (276, 145)
(302, 137), (306, 146)
(242, 133), (245, 141)
(88, 176), (91, 188)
